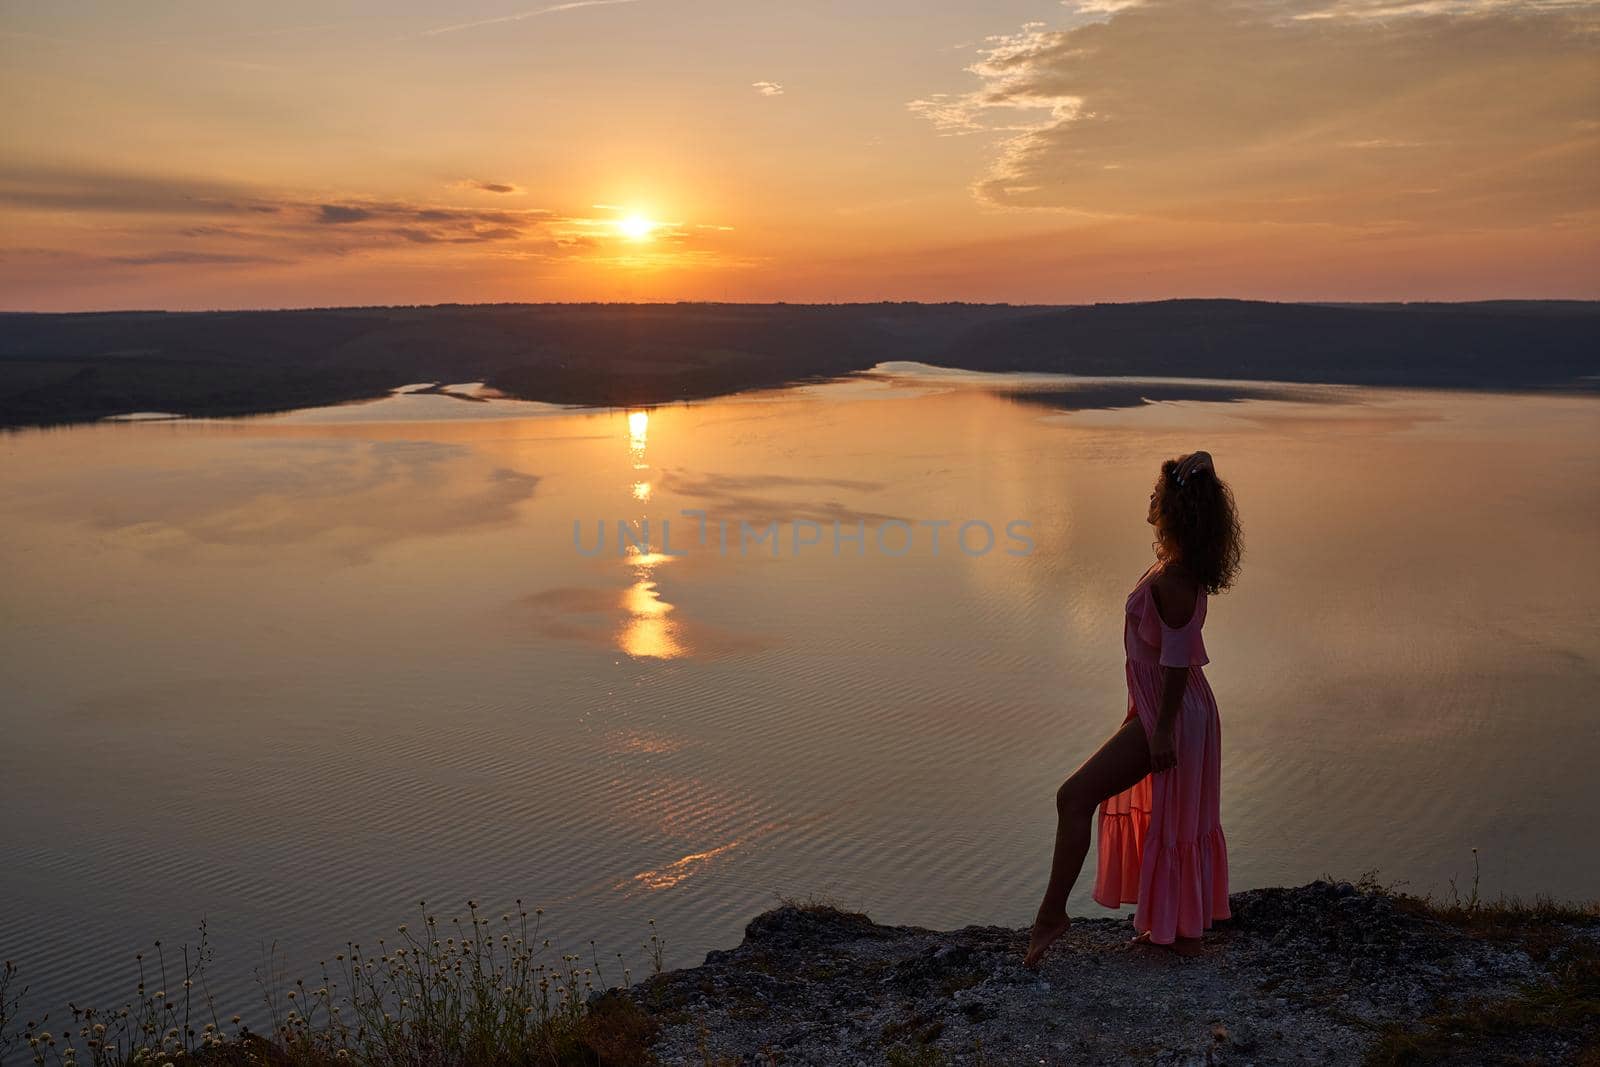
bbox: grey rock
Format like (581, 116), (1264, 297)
(632, 882), (1593, 1066)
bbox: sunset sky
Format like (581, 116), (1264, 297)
(2, 0), (1596, 310)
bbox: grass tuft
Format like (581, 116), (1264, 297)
(5, 902), (663, 1067)
(1364, 938), (1600, 1066)
(1354, 851), (1600, 1066)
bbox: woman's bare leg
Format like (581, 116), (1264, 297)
(1024, 717), (1152, 967)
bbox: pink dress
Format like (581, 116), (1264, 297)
(1093, 561), (1231, 943)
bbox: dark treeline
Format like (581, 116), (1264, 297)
(1, 299), (1595, 426)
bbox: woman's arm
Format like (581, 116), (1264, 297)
(1150, 665), (1188, 772)
(1148, 571), (1197, 773)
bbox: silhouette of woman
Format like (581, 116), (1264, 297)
(1025, 451), (1242, 967)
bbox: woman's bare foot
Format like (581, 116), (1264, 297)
(1024, 911), (1071, 968)
(1129, 930), (1204, 957)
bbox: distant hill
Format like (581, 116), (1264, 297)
(0, 300), (1594, 427)
(946, 299), (1599, 389)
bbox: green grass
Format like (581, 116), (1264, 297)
(1350, 852), (1600, 1066)
(1353, 851), (1600, 958)
(1363, 939), (1600, 1066)
(4, 903), (664, 1067)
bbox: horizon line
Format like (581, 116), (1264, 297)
(6, 296), (1600, 317)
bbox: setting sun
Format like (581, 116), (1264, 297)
(2, 2), (1598, 1056)
(617, 215), (656, 241)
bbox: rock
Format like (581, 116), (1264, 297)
(631, 883), (1595, 1066)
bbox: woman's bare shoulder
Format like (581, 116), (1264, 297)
(1151, 567), (1200, 629)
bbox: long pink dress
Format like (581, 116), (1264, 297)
(1093, 561), (1231, 943)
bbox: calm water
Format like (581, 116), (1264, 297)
(2, 368), (1597, 1022)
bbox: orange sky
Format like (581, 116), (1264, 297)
(2, 0), (1597, 310)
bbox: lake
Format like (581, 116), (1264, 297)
(2, 367), (1596, 1022)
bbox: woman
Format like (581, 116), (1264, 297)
(1025, 450), (1242, 967)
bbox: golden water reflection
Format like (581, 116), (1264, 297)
(630, 840), (742, 890)
(618, 574), (683, 659)
(627, 409), (649, 468)
(618, 408), (683, 658)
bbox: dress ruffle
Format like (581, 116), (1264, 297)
(1095, 760), (1231, 942)
(1129, 825), (1231, 941)
(1092, 773), (1150, 907)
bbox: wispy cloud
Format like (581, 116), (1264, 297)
(0, 164), (738, 273)
(1062, 0), (1143, 13)
(416, 0), (643, 38)
(752, 81), (785, 97)
(457, 179), (521, 194)
(911, 0), (1600, 228)
(319, 204), (376, 224)
(107, 250), (287, 267)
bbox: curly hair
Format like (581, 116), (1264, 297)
(1151, 453), (1243, 595)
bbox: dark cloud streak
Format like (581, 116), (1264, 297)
(107, 250), (287, 266)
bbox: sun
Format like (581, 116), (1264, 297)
(617, 214), (656, 241)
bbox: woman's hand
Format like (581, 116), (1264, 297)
(1149, 725), (1178, 773)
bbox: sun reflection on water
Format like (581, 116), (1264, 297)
(627, 409), (649, 468)
(617, 408), (683, 658)
(618, 573), (683, 659)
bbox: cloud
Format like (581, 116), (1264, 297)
(392, 225), (524, 244)
(912, 0), (1600, 228)
(0, 164), (738, 274)
(318, 204), (376, 223)
(1063, 0), (1144, 13)
(0, 165), (280, 216)
(464, 180), (519, 194)
(107, 250), (286, 266)
(316, 201), (547, 242)
(752, 81), (785, 97)
(417, 0), (643, 38)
